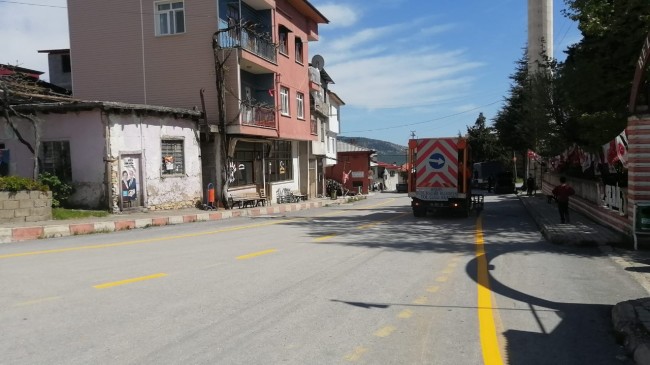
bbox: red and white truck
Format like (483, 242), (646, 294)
(407, 137), (475, 217)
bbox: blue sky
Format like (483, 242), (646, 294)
(0, 0), (581, 147)
(309, 0), (581, 146)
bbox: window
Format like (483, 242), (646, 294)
(296, 92), (305, 119)
(156, 1), (185, 36)
(39, 141), (72, 182)
(279, 26), (289, 55)
(295, 37), (303, 63)
(267, 140), (292, 182)
(280, 87), (290, 116)
(161, 139), (184, 175)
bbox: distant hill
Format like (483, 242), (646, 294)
(338, 136), (408, 165)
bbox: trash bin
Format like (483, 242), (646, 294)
(330, 190), (337, 200)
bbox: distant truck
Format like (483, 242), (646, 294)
(407, 137), (473, 217)
(472, 161), (504, 189)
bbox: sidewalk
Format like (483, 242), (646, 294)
(519, 193), (650, 365)
(0, 195), (354, 243)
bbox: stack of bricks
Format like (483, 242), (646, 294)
(0, 191), (52, 223)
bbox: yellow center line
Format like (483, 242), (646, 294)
(373, 325), (396, 338)
(412, 296), (428, 305)
(93, 273), (167, 289)
(397, 309), (413, 319)
(426, 285), (440, 293)
(236, 249), (277, 260)
(435, 276), (448, 282)
(344, 346), (369, 362)
(15, 296), (62, 306)
(476, 216), (505, 365)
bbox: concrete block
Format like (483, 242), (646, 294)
(114, 220), (135, 231)
(43, 225), (71, 238)
(183, 215), (197, 223)
(13, 191), (30, 200)
(30, 191), (49, 199)
(135, 219), (153, 228)
(31, 207), (50, 216)
(14, 208), (30, 218)
(70, 224), (94, 235)
(33, 199), (48, 208)
(25, 215), (49, 223)
(93, 222), (115, 233)
(0, 209), (15, 219)
(0, 228), (12, 243)
(3, 200), (19, 209)
(12, 227), (44, 241)
(0, 192), (10, 200)
(168, 216), (184, 225)
(151, 217), (168, 226)
(196, 213), (210, 222)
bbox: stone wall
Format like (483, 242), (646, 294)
(0, 191), (53, 223)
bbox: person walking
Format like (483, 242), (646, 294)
(552, 176), (575, 224)
(526, 174), (535, 196)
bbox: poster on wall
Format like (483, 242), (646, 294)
(120, 155), (141, 208)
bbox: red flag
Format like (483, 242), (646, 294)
(268, 88), (274, 97)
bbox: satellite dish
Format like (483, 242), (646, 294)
(311, 55), (325, 70)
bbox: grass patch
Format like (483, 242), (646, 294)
(53, 208), (109, 220)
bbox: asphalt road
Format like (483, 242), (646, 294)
(1, 193), (647, 364)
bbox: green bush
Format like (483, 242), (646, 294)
(38, 173), (73, 208)
(0, 176), (49, 192)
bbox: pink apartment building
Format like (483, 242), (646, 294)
(67, 0), (328, 204)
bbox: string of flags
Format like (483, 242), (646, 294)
(528, 128), (628, 174)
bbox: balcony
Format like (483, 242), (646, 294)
(242, 104), (276, 129)
(218, 27), (277, 64)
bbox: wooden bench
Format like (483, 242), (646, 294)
(229, 192), (267, 209)
(291, 190), (307, 202)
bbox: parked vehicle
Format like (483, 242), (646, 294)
(494, 171), (516, 194)
(407, 137), (473, 217)
(472, 161), (504, 189)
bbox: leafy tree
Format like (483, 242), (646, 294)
(466, 112), (503, 162)
(559, 0), (650, 149)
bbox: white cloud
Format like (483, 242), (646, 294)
(317, 3), (360, 28)
(0, 1), (69, 81)
(317, 19), (483, 110)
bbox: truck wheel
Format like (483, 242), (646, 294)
(413, 209), (425, 217)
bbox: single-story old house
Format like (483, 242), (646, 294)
(2, 100), (204, 212)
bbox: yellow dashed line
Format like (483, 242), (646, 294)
(435, 276), (448, 283)
(93, 273), (167, 289)
(236, 249), (277, 260)
(15, 296), (61, 306)
(442, 268), (454, 274)
(412, 296), (428, 305)
(426, 285), (440, 293)
(374, 325), (396, 338)
(398, 309), (413, 319)
(344, 346), (369, 362)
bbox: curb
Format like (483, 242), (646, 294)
(3, 198), (354, 243)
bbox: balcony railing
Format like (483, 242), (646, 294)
(218, 27), (277, 63)
(242, 104), (276, 129)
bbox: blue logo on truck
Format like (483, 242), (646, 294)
(429, 153), (445, 169)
